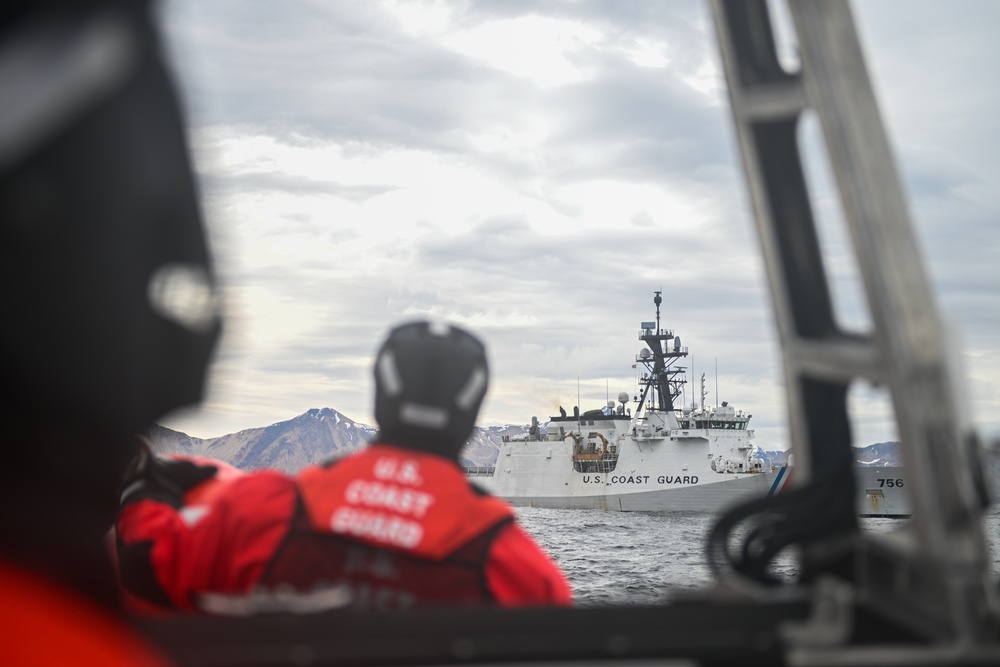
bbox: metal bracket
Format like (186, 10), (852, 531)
(708, 0), (997, 647)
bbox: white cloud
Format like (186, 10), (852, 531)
(681, 59), (723, 100)
(381, 0), (453, 37)
(444, 15), (603, 87)
(623, 37), (669, 69)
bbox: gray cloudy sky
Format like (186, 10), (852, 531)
(155, 0), (1000, 452)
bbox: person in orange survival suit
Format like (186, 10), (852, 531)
(110, 445), (243, 613)
(0, 0), (222, 663)
(117, 322), (573, 612)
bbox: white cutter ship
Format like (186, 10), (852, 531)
(465, 293), (910, 516)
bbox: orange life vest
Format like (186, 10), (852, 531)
(261, 445), (514, 610)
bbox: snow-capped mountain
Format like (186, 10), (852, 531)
(852, 441), (905, 467)
(147, 408), (525, 473)
(754, 442), (905, 469)
(147, 408), (376, 473)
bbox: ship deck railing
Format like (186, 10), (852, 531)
(572, 457), (620, 474)
(501, 435), (550, 443)
(462, 465), (496, 477)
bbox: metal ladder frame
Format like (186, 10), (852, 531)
(709, 0), (997, 648)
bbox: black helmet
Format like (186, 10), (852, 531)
(374, 321), (489, 460)
(0, 1), (221, 440)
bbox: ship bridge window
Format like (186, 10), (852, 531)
(708, 420), (740, 429)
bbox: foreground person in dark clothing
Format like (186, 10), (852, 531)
(0, 1), (221, 663)
(118, 322), (572, 612)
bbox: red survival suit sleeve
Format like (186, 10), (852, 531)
(1, 561), (173, 667)
(117, 471), (297, 611)
(484, 522), (573, 607)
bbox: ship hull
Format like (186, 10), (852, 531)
(473, 472), (779, 513)
(467, 386), (909, 516)
(467, 429), (782, 514)
(469, 453), (911, 517)
(854, 466), (910, 517)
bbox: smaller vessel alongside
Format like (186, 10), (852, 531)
(854, 467), (910, 517)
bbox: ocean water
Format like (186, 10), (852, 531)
(516, 505), (1000, 607)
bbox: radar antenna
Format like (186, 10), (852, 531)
(635, 292), (686, 414)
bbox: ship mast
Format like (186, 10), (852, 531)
(635, 291), (688, 415)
